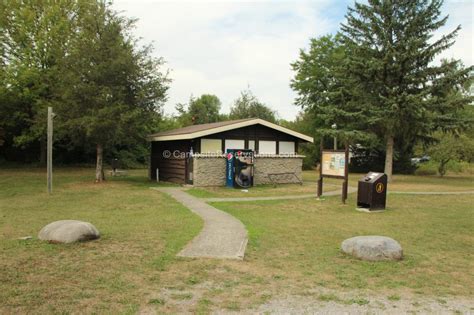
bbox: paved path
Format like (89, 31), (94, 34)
(153, 187), (248, 260)
(202, 188), (473, 202)
(389, 190), (474, 195)
(153, 186), (472, 260)
(205, 186), (358, 203)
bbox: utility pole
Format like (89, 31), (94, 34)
(47, 107), (53, 194)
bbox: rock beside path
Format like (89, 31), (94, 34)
(38, 220), (100, 244)
(341, 236), (403, 261)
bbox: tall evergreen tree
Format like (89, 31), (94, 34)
(291, 35), (368, 144)
(340, 0), (472, 181)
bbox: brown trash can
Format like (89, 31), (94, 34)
(357, 172), (387, 211)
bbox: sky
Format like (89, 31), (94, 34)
(112, 0), (473, 120)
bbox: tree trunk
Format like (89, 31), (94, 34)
(95, 143), (105, 183)
(384, 135), (394, 183)
(438, 159), (449, 177)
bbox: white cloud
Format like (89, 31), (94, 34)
(112, 0), (473, 120)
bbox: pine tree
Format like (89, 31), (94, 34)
(340, 0), (472, 181)
(291, 35), (369, 145)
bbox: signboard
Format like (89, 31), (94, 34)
(321, 150), (346, 178)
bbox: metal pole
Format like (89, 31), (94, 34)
(47, 107), (53, 194)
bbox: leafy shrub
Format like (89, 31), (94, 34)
(414, 161), (437, 176)
(414, 160), (470, 176)
(445, 160), (465, 173)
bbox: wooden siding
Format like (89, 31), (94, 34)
(151, 140), (190, 184)
(150, 124), (304, 184)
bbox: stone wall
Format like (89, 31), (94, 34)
(192, 154), (303, 187)
(192, 154), (227, 186)
(254, 155), (303, 185)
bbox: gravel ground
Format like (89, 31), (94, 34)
(255, 290), (474, 314)
(140, 284), (474, 314)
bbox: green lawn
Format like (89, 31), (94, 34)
(214, 193), (474, 296)
(303, 170), (474, 192)
(186, 181), (338, 198)
(188, 170), (473, 198)
(0, 168), (201, 314)
(1, 167), (473, 313)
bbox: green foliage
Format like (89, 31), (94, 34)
(292, 1), (473, 176)
(427, 132), (474, 176)
(0, 0), (79, 157)
(414, 160), (471, 176)
(291, 35), (360, 141)
(340, 0), (471, 137)
(155, 114), (183, 132)
(280, 112), (319, 169)
(58, 2), (168, 146)
(229, 89), (277, 122)
(176, 94), (222, 126)
(414, 161), (438, 176)
(0, 0), (169, 170)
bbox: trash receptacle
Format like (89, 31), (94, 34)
(357, 172), (387, 211)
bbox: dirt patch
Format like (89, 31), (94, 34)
(257, 289), (474, 314)
(140, 281), (474, 314)
(64, 181), (122, 190)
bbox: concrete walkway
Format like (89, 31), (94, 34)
(389, 190), (474, 195)
(205, 186), (358, 203)
(153, 186), (472, 260)
(153, 188), (248, 260)
(201, 188), (473, 203)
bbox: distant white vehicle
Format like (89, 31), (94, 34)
(411, 155), (430, 165)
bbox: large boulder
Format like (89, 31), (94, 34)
(38, 220), (100, 244)
(341, 236), (403, 261)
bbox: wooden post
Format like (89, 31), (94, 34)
(342, 142), (349, 203)
(47, 107), (53, 194)
(317, 137), (323, 197)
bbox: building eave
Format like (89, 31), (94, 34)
(147, 118), (314, 143)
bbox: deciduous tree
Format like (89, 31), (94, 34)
(0, 0), (78, 162)
(175, 94), (222, 126)
(428, 132), (474, 176)
(229, 89), (276, 122)
(58, 2), (169, 182)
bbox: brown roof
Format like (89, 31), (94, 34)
(149, 118), (255, 137)
(147, 118), (314, 143)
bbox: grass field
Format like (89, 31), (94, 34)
(1, 167), (473, 313)
(303, 170), (474, 192)
(0, 168), (201, 313)
(187, 170), (474, 198)
(186, 181), (338, 198)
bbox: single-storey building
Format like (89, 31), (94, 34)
(147, 118), (313, 186)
